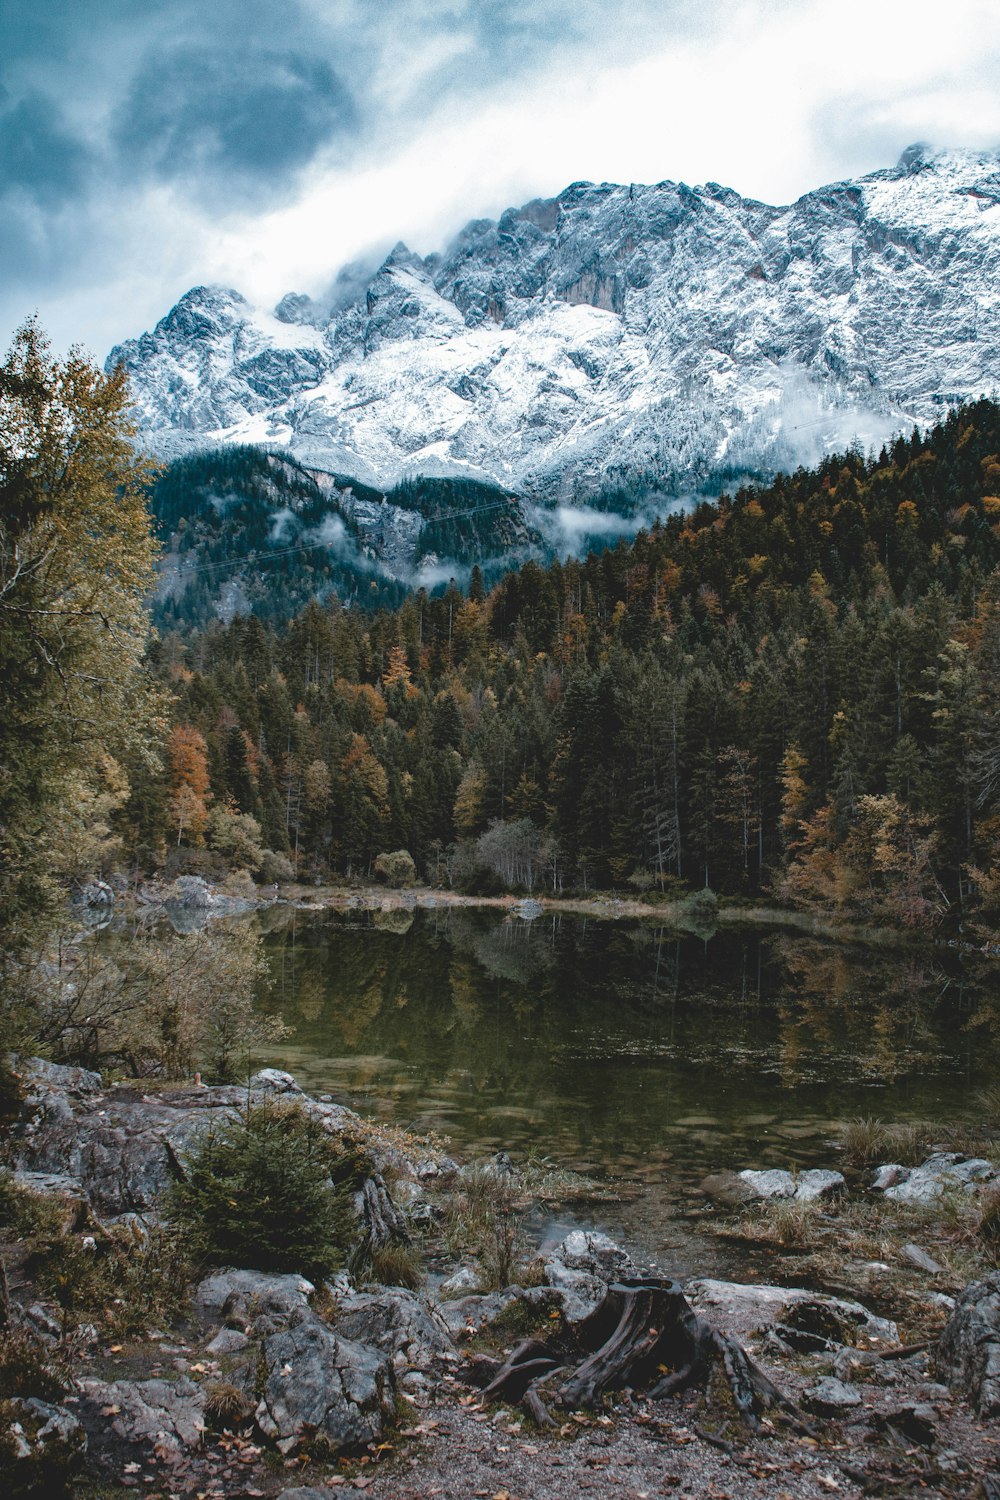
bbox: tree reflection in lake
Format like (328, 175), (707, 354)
(255, 907), (1000, 1189)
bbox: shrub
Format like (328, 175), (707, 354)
(166, 1103), (356, 1278)
(373, 850), (417, 888)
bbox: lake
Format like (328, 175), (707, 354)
(255, 903), (1000, 1274)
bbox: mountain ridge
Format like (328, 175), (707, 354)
(110, 145), (1000, 504)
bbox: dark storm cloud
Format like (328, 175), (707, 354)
(114, 48), (358, 196)
(0, 92), (92, 207)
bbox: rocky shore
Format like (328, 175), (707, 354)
(2, 1059), (999, 1498)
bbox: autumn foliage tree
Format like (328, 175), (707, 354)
(0, 319), (162, 955)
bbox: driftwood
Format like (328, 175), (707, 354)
(484, 1276), (797, 1432)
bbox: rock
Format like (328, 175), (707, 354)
(794, 1168), (846, 1201)
(247, 1068), (303, 1094)
(277, 1489), (338, 1500)
(438, 1284), (561, 1338)
(206, 1327), (250, 1356)
(874, 1403), (939, 1447)
(79, 880), (114, 908)
(11, 1066), (367, 1219)
(803, 1377), (863, 1415)
(516, 898), (544, 920)
(737, 1167), (844, 1201)
(699, 1170), (754, 1206)
(901, 1242), (945, 1275)
(872, 1164), (908, 1191)
(12, 1171), (90, 1231)
(439, 1265), (481, 1297)
(833, 1347), (902, 1386)
(878, 1154), (999, 1204)
(250, 1313), (395, 1455)
(78, 1377), (205, 1461)
(738, 1169), (797, 1200)
(195, 1269), (315, 1327)
(3, 1398), (88, 1490)
(543, 1230), (637, 1323)
(331, 1285), (455, 1366)
(17, 1057), (102, 1095)
(937, 1272), (1000, 1416)
(686, 1279), (898, 1346)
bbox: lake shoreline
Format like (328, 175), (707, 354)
(274, 879), (948, 953)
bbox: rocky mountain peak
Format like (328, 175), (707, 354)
(108, 147), (1000, 501)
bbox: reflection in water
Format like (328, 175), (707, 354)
(256, 907), (1000, 1270)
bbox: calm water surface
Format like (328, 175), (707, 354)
(255, 905), (1000, 1273)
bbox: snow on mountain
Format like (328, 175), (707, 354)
(109, 146), (1000, 504)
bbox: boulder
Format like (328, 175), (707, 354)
(205, 1327), (250, 1357)
(795, 1168), (846, 1201)
(439, 1265), (481, 1297)
(331, 1285), (454, 1366)
(250, 1313), (394, 1455)
(17, 1057), (102, 1096)
(12, 1063), (363, 1218)
(437, 1284), (560, 1338)
(876, 1154), (998, 1204)
(543, 1230), (637, 1323)
(937, 1272), (1000, 1417)
(195, 1269), (315, 1328)
(248, 1068), (303, 1094)
(78, 1377), (205, 1462)
(737, 1167), (845, 1202)
(686, 1279), (898, 1347)
(738, 1169), (796, 1200)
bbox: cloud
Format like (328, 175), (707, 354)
(113, 47), (359, 203)
(3, 0), (1000, 356)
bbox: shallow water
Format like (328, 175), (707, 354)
(256, 904), (1000, 1275)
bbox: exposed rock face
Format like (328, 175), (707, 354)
(109, 147), (1000, 502)
(77, 1377), (205, 1463)
(9, 1060), (382, 1220)
(330, 1285), (455, 1366)
(251, 1314), (395, 1455)
(686, 1279), (899, 1347)
(937, 1272), (1000, 1417)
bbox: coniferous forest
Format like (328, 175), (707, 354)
(138, 398), (1000, 936)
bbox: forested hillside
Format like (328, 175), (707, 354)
(144, 399), (1000, 933)
(150, 449), (538, 630)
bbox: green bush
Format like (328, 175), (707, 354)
(373, 850), (417, 888)
(166, 1104), (356, 1278)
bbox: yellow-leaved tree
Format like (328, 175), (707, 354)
(0, 319), (164, 981)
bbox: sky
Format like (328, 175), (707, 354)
(3, 0), (1000, 360)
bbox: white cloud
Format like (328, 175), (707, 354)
(4, 0), (999, 357)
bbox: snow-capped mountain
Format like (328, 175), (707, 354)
(109, 145), (1000, 505)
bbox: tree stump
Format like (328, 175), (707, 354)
(481, 1276), (795, 1431)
